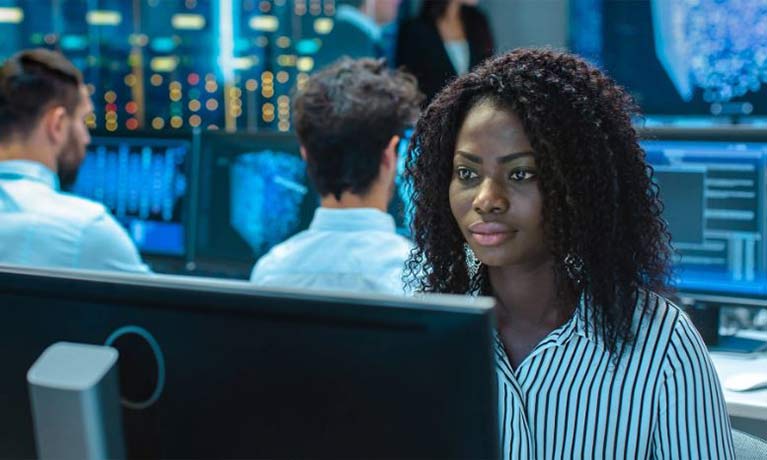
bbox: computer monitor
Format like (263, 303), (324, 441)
(194, 131), (414, 277)
(0, 265), (499, 459)
(66, 134), (193, 258)
(391, 128), (415, 236)
(640, 128), (767, 301)
(571, 0), (767, 119)
(193, 131), (318, 276)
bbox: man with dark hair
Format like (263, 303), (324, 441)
(0, 48), (148, 272)
(250, 58), (422, 293)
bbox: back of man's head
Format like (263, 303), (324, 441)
(293, 58), (422, 200)
(0, 48), (83, 144)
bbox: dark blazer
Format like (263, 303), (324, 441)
(395, 6), (495, 102)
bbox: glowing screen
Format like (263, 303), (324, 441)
(643, 137), (767, 298)
(571, 0), (767, 116)
(390, 128), (415, 236)
(194, 131), (317, 272)
(69, 136), (190, 256)
(230, 150), (309, 254)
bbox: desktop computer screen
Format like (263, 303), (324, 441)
(0, 265), (499, 459)
(571, 0), (767, 118)
(641, 129), (767, 299)
(194, 131), (415, 276)
(67, 135), (192, 257)
(194, 131), (318, 275)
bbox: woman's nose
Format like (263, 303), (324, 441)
(473, 178), (509, 215)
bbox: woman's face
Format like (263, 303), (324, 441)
(449, 101), (550, 269)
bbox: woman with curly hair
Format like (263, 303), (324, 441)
(405, 49), (734, 459)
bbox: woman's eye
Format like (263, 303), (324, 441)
(456, 167), (478, 181)
(509, 169), (537, 182)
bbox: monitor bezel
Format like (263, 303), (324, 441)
(81, 129), (198, 270)
(640, 127), (767, 306)
(191, 130), (312, 277)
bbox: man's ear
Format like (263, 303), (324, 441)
(42, 106), (68, 145)
(299, 145), (308, 162)
(381, 135), (400, 172)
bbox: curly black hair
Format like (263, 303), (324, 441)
(293, 58), (423, 200)
(404, 48), (672, 356)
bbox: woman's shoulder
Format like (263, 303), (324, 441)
(632, 290), (710, 367)
(633, 290), (686, 334)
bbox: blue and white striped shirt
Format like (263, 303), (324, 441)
(495, 290), (735, 459)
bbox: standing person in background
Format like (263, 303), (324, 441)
(313, 0), (402, 72)
(251, 58), (422, 294)
(0, 49), (149, 273)
(396, 0), (494, 102)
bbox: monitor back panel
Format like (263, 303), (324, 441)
(0, 268), (498, 459)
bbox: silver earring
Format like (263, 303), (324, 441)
(564, 253), (584, 284)
(465, 244), (482, 275)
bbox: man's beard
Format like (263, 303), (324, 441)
(56, 127), (84, 190)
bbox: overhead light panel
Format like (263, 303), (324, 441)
(86, 10), (122, 26)
(150, 56), (179, 72)
(313, 18), (333, 35)
(0, 7), (23, 24)
(249, 15), (279, 32)
(232, 56), (258, 70)
(296, 57), (314, 72)
(172, 14), (205, 30)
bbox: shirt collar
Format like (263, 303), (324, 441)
(572, 291), (602, 346)
(309, 207), (397, 233)
(534, 292), (601, 349)
(335, 4), (383, 42)
(0, 160), (60, 190)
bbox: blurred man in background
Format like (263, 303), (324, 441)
(251, 58), (422, 294)
(0, 49), (148, 273)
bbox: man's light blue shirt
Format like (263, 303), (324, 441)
(250, 207), (411, 295)
(0, 160), (149, 273)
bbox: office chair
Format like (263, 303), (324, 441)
(733, 428), (767, 459)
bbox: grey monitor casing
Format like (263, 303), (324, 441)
(27, 342), (125, 460)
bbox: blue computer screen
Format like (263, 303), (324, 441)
(642, 138), (767, 298)
(69, 137), (190, 256)
(571, 0), (767, 117)
(194, 132), (317, 270)
(391, 128), (415, 236)
(195, 130), (415, 274)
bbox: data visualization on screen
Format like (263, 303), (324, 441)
(572, 0), (767, 117)
(643, 137), (767, 298)
(194, 132), (317, 272)
(69, 137), (190, 256)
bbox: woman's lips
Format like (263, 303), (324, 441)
(468, 222), (515, 247)
(471, 232), (511, 246)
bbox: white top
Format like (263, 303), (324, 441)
(0, 160), (149, 273)
(444, 39), (470, 75)
(250, 207), (412, 295)
(495, 290), (735, 459)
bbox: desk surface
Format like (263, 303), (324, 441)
(710, 348), (767, 421)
